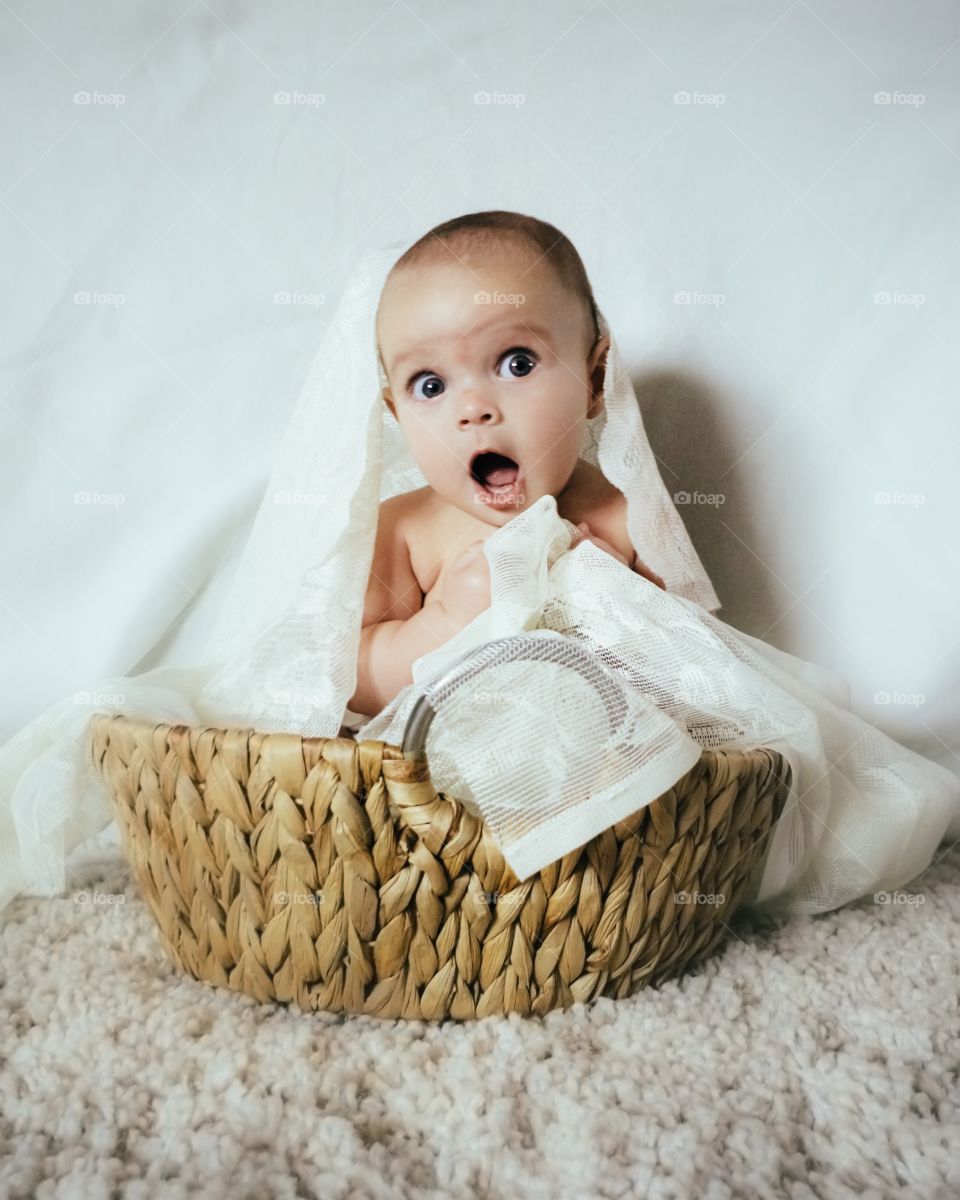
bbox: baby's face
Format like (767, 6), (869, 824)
(376, 246), (608, 526)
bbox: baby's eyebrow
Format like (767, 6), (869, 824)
(390, 322), (555, 374)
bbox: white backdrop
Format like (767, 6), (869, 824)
(2, 2), (958, 785)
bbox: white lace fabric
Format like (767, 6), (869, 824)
(196, 244), (721, 737)
(0, 238), (956, 917)
(358, 495), (960, 909)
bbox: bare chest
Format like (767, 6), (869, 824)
(405, 498), (491, 608)
(402, 463), (628, 609)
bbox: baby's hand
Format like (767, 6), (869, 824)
(436, 540), (492, 626)
(572, 522), (666, 590)
(571, 522), (630, 566)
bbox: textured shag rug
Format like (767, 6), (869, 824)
(1, 831), (959, 1200)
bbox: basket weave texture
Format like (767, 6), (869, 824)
(89, 713), (790, 1021)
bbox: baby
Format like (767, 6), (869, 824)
(348, 211), (666, 719)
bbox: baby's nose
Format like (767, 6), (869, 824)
(458, 407), (498, 427)
(456, 387), (501, 426)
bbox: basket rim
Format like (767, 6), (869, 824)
(87, 709), (791, 778)
(88, 708), (407, 756)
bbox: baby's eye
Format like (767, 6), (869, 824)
(410, 373), (445, 401)
(497, 348), (538, 379)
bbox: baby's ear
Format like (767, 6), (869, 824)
(587, 334), (610, 420)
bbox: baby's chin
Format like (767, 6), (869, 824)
(472, 497), (527, 525)
(438, 476), (541, 525)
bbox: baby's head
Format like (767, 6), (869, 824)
(375, 211), (609, 526)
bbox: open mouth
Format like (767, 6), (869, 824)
(469, 450), (525, 509)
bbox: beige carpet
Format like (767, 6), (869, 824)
(2, 835), (959, 1200)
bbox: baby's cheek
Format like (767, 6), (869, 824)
(532, 420), (584, 483)
(534, 395), (587, 448)
(406, 428), (456, 485)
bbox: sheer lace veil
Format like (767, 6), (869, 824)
(0, 231), (720, 912)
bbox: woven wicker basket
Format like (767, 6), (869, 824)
(89, 693), (789, 1021)
(88, 631), (789, 1020)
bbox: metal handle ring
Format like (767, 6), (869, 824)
(400, 631), (629, 760)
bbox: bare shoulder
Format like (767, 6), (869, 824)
(561, 461), (635, 563)
(385, 485), (434, 563)
(585, 484), (666, 585)
(379, 485), (427, 532)
(362, 489), (426, 626)
(584, 485), (636, 566)
(558, 459), (618, 519)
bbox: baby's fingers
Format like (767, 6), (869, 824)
(574, 523), (630, 567)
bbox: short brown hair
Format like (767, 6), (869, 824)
(387, 210), (600, 347)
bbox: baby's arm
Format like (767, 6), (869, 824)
(351, 604), (466, 718)
(348, 501), (490, 717)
